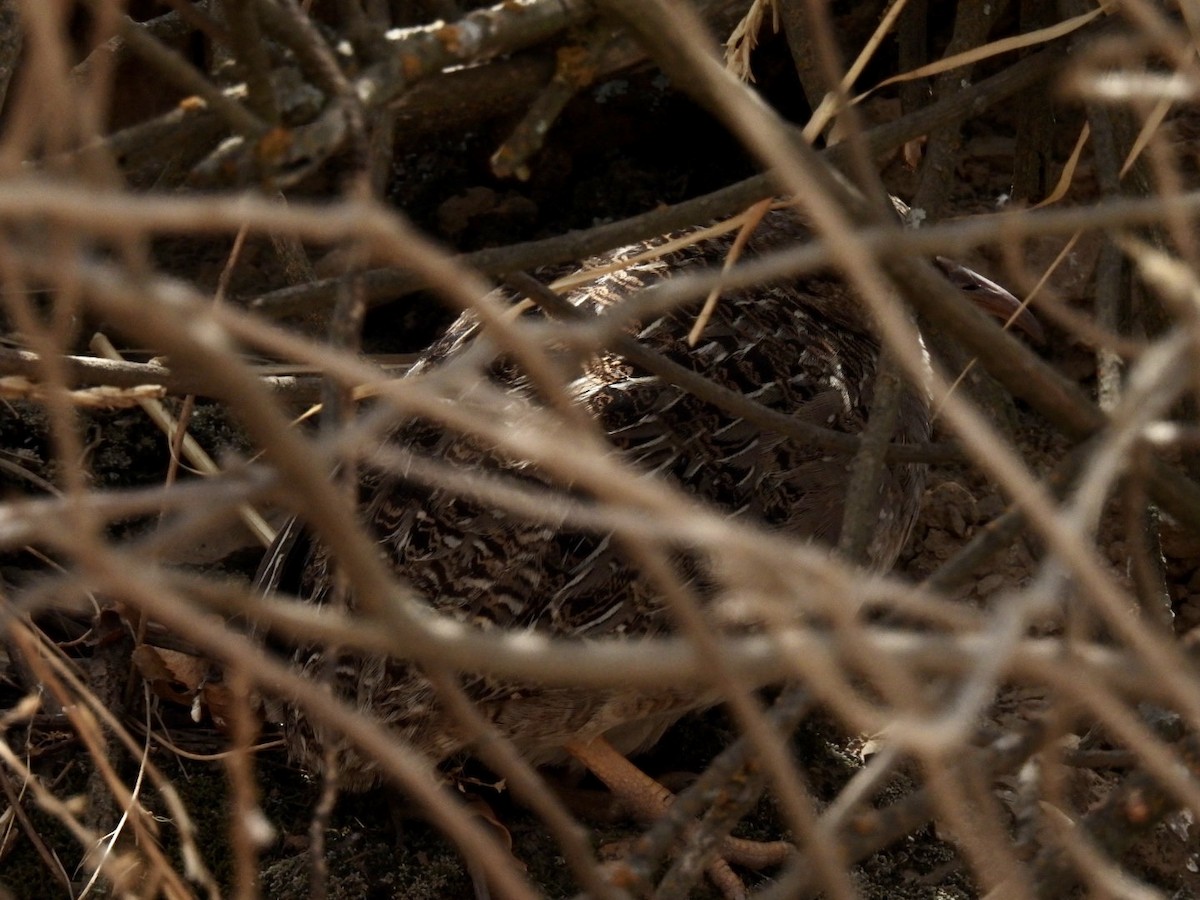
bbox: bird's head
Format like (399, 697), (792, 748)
(934, 256), (1045, 346)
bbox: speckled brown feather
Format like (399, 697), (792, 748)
(266, 207), (930, 790)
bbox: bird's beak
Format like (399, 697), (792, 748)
(934, 256), (1045, 346)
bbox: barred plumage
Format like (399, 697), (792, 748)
(260, 206), (1020, 790)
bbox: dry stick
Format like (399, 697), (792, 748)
(1113, 70), (1200, 491)
(506, 273), (961, 788)
(0, 472), (279, 554)
(791, 0), (894, 211)
(60, 260), (440, 671)
(0, 222), (117, 883)
(451, 8), (1190, 520)
(249, 41), (1067, 319)
(72, 101), (228, 185)
(223, 1), (279, 124)
(7, 264), (1190, 758)
(313, 259), (367, 900)
(630, 688), (813, 860)
(761, 723), (1052, 900)
(35, 267), (1171, 710)
(646, 691), (814, 899)
(224, 669), (270, 900)
(256, 0), (356, 116)
(8, 627), (203, 899)
(0, 374), (1161, 681)
(0, 175), (1174, 301)
(491, 22), (625, 179)
(66, 7), (217, 108)
(267, 194), (320, 289)
(307, 177), (372, 735)
(9, 2), (79, 159)
(0, 376), (165, 408)
(1085, 101), (1170, 631)
(17, 548), (1164, 704)
(896, 0), (929, 120)
(836, 348), (909, 563)
(88, 334), (275, 548)
(308, 749), (338, 900)
(194, 570), (1159, 698)
(617, 478), (854, 899)
(911, 0), (1007, 222)
(66, 0), (675, 181)
(75, 687), (158, 900)
(1125, 440), (1173, 628)
(151, 0), (229, 43)
(9, 620), (218, 893)
(424, 668), (626, 900)
(503, 271), (958, 463)
(266, 12), (375, 878)
(0, 236), (101, 696)
(0, 328), (964, 700)
(0, 736), (129, 892)
(908, 0), (1023, 434)
(250, 0), (370, 191)
(1011, 0), (1057, 202)
(54, 558), (540, 900)
(583, 1), (1191, 893)
(106, 8), (264, 138)
(1088, 102), (1129, 416)
(583, 3), (923, 895)
(687, 198), (773, 345)
(1033, 732), (1200, 898)
(0, 176), (1179, 309)
(7, 226), (1190, 705)
(0, 5), (59, 164)
(341, 0), (596, 103)
(794, 0), (918, 567)
(271, 240), (1200, 556)
(0, 346), (325, 400)
(232, 0), (597, 182)
(15, 179), (1192, 513)
(0, 765), (74, 893)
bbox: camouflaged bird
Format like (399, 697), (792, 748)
(259, 204), (1032, 791)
